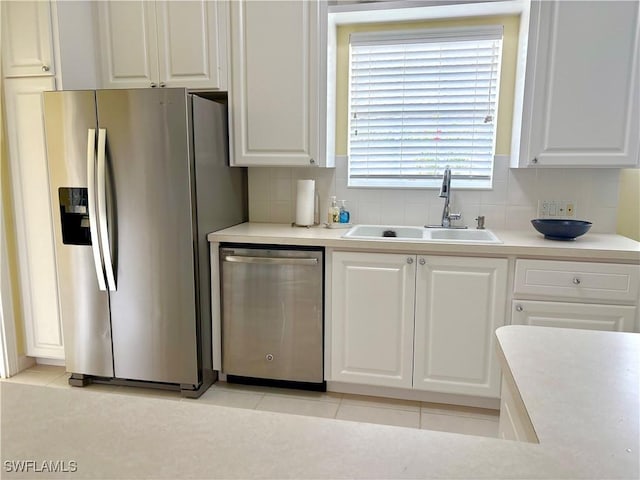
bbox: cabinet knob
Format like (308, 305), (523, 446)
(159, 82), (166, 88)
(406, 257), (414, 264)
(309, 158), (316, 165)
(266, 353), (274, 362)
(572, 277), (581, 285)
(419, 258), (426, 265)
(150, 83), (157, 88)
(531, 157), (538, 164)
(42, 65), (50, 72)
(515, 304), (523, 312)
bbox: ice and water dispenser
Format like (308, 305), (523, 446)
(58, 187), (91, 245)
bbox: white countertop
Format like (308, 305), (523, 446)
(3, 326), (638, 478)
(208, 222), (640, 262)
(494, 326), (640, 479)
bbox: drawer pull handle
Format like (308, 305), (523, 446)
(515, 304), (523, 312)
(573, 277), (581, 285)
(407, 257), (414, 264)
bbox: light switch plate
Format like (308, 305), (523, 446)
(538, 200), (576, 218)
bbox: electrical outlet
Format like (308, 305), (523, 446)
(538, 200), (577, 218)
(538, 200), (550, 217)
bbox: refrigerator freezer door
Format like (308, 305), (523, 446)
(43, 91), (114, 378)
(96, 89), (199, 385)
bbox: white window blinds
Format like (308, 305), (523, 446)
(348, 26), (503, 188)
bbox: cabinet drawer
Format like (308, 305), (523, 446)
(514, 260), (639, 302)
(511, 300), (636, 332)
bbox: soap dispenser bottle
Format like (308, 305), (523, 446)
(339, 200), (350, 224)
(328, 196), (340, 224)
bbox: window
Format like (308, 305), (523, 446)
(348, 26), (503, 189)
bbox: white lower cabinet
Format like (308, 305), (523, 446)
(413, 257), (508, 397)
(511, 300), (636, 332)
(330, 252), (415, 388)
(330, 252), (508, 398)
(512, 259), (639, 333)
(498, 373), (537, 443)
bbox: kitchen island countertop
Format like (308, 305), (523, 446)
(2, 326), (638, 478)
(208, 222), (640, 263)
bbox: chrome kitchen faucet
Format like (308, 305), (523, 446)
(426, 167), (467, 229)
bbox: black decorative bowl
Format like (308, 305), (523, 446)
(531, 219), (592, 240)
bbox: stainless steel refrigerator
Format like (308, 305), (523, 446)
(43, 88), (247, 397)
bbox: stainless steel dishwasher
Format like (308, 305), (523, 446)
(220, 245), (324, 388)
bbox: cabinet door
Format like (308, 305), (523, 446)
(330, 252), (415, 388)
(229, 0), (319, 166)
(98, 1), (159, 88)
(3, 77), (63, 359)
(511, 300), (636, 332)
(156, 1), (227, 90)
(414, 257), (508, 398)
(498, 374), (537, 443)
(1, 1), (55, 77)
(520, 0), (639, 167)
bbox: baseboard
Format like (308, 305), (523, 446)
(17, 355), (36, 372)
(35, 357), (66, 367)
(327, 381), (501, 410)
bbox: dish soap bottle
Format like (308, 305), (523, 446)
(339, 200), (350, 224)
(328, 196), (340, 224)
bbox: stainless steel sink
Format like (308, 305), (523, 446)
(342, 225), (502, 244)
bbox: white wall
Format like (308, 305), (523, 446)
(247, 155), (620, 233)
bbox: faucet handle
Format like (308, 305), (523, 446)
(449, 213), (461, 221)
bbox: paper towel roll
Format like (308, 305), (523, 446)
(296, 179), (315, 226)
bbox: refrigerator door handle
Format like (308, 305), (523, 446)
(97, 128), (117, 291)
(87, 129), (107, 291)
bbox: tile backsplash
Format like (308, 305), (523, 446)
(247, 155), (620, 233)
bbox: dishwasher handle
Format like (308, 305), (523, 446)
(223, 255), (318, 266)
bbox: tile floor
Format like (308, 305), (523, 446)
(2, 365), (500, 438)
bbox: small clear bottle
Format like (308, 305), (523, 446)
(328, 196), (340, 224)
(339, 200), (350, 224)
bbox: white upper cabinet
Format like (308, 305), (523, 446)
(1, 1), (55, 77)
(98, 1), (158, 88)
(229, 0), (332, 167)
(98, 0), (227, 90)
(514, 0), (640, 167)
(155, 1), (227, 89)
